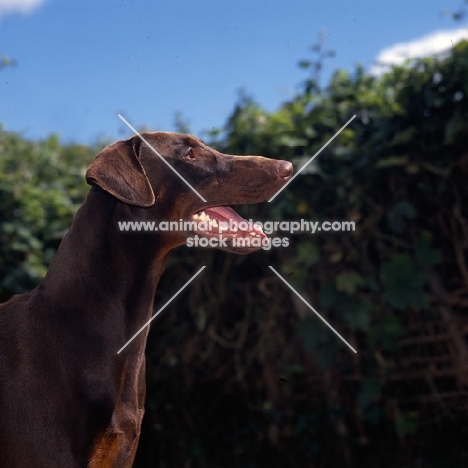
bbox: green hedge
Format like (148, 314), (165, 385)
(2, 41), (468, 467)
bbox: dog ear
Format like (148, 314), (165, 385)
(86, 138), (155, 207)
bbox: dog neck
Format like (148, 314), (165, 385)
(40, 188), (170, 349)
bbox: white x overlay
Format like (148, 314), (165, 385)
(115, 113), (357, 354)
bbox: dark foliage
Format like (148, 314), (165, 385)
(2, 41), (468, 467)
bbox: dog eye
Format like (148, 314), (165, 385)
(186, 149), (196, 159)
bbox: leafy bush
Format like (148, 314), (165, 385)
(2, 41), (468, 468)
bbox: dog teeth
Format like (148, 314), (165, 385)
(193, 211), (210, 221)
(212, 219), (218, 228)
(249, 232), (256, 236)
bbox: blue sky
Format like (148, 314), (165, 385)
(0, 0), (466, 144)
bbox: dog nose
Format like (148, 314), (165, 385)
(276, 160), (293, 179)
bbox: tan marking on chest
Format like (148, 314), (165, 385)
(89, 354), (146, 467)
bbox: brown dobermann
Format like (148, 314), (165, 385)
(0, 132), (292, 467)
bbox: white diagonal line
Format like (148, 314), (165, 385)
(268, 115), (356, 202)
(117, 266), (206, 354)
(268, 266), (357, 353)
(117, 114), (207, 202)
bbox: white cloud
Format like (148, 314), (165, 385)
(370, 28), (468, 76)
(0, 0), (46, 17)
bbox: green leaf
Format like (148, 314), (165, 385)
(381, 254), (428, 309)
(375, 157), (408, 169)
(365, 277), (380, 292)
(296, 317), (322, 353)
(335, 271), (365, 294)
(415, 232), (441, 266)
(337, 298), (372, 331)
(296, 241), (321, 267)
(369, 315), (405, 351)
(387, 200), (416, 234)
(296, 317), (337, 368)
(395, 412), (417, 439)
(357, 379), (382, 410)
(319, 281), (337, 308)
(298, 60), (311, 69)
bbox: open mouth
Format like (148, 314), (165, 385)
(189, 206), (267, 245)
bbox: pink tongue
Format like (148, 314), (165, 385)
(204, 206), (264, 234)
